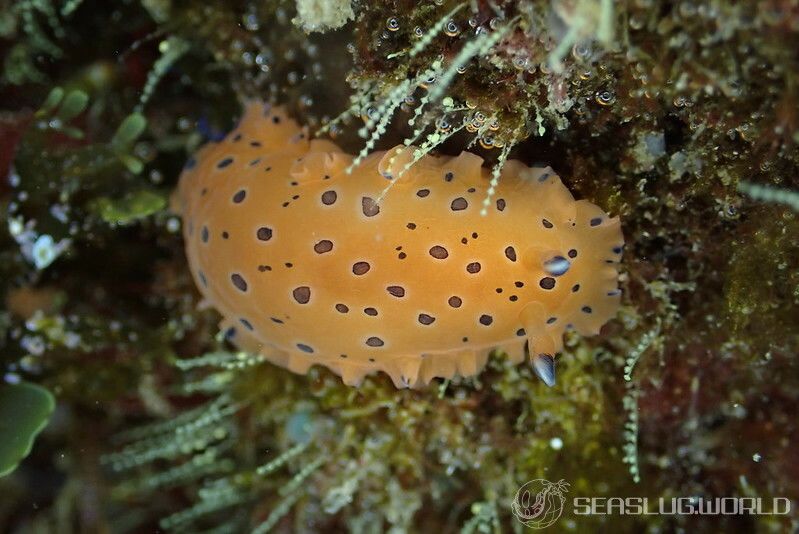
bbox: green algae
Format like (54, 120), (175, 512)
(92, 189), (166, 225)
(0, 381), (55, 477)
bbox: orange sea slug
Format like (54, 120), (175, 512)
(176, 102), (623, 388)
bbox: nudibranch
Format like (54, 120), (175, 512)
(175, 102), (623, 388)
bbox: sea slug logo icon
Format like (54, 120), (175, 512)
(511, 479), (570, 529)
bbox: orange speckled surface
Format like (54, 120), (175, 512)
(176, 102), (623, 387)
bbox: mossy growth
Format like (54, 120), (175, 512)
(723, 206), (799, 354)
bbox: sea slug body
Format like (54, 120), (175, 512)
(176, 102), (624, 388)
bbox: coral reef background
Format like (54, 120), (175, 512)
(0, 0), (797, 532)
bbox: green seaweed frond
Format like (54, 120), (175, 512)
(620, 321), (661, 484)
(136, 36), (191, 112)
(1, 0), (86, 84)
(0, 381), (55, 478)
(738, 181), (799, 212)
(324, 8), (533, 216)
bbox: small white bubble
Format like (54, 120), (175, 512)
(4, 373), (21, 384)
(32, 234), (57, 270)
(167, 217), (180, 233)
